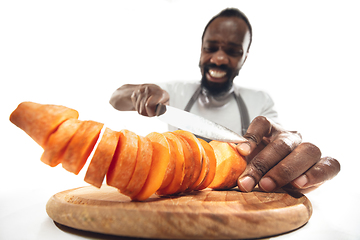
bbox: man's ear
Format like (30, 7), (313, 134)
(236, 51), (249, 73)
(242, 51), (249, 65)
(199, 44), (203, 68)
(241, 50), (249, 67)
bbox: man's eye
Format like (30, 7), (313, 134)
(226, 49), (243, 57)
(203, 47), (218, 53)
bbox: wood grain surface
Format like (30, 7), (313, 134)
(46, 185), (312, 239)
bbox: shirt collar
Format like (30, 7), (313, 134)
(199, 85), (234, 108)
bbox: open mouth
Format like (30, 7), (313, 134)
(206, 68), (228, 83)
(209, 69), (227, 78)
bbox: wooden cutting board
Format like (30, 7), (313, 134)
(46, 185), (312, 239)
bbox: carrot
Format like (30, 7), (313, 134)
(174, 135), (195, 193)
(195, 138), (217, 190)
(187, 139), (208, 191)
(156, 132), (185, 196)
(9, 102), (79, 148)
(208, 141), (247, 189)
(61, 120), (103, 175)
(148, 132), (175, 190)
(121, 135), (153, 199)
(10, 101), (250, 200)
(133, 132), (171, 201)
(106, 129), (139, 192)
(84, 128), (120, 188)
(40, 119), (82, 167)
(172, 130), (202, 192)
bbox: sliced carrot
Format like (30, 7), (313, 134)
(133, 132), (171, 201)
(156, 132), (185, 196)
(172, 130), (202, 192)
(106, 129), (139, 192)
(175, 136), (195, 193)
(148, 132), (175, 190)
(187, 140), (208, 191)
(9, 102), (79, 148)
(121, 135), (153, 199)
(195, 138), (217, 190)
(208, 141), (247, 190)
(61, 120), (103, 175)
(40, 119), (82, 167)
(84, 128), (120, 188)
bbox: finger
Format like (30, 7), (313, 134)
(145, 88), (169, 117)
(132, 87), (150, 116)
(144, 87), (161, 117)
(236, 116), (273, 156)
(130, 89), (139, 109)
(237, 131), (302, 192)
(258, 142), (321, 192)
(145, 96), (160, 116)
(290, 156), (340, 192)
(134, 90), (144, 114)
(141, 86), (153, 116)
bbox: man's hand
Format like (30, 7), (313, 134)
(109, 84), (169, 117)
(131, 84), (169, 117)
(236, 116), (340, 193)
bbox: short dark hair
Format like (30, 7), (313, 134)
(201, 8), (253, 51)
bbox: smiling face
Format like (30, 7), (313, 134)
(200, 17), (251, 94)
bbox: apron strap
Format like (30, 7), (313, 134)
(233, 92), (250, 136)
(184, 86), (202, 112)
(183, 85), (250, 140)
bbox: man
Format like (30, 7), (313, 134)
(109, 8), (340, 193)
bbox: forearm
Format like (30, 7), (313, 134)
(109, 84), (139, 111)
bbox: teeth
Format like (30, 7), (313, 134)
(209, 69), (226, 78)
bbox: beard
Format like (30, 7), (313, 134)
(200, 63), (238, 95)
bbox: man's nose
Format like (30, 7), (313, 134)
(210, 50), (229, 66)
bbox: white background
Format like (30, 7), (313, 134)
(1, 0), (359, 239)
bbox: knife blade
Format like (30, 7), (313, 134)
(156, 104), (247, 143)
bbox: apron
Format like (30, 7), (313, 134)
(183, 86), (250, 142)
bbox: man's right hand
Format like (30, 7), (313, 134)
(109, 84), (169, 117)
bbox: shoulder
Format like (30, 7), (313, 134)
(158, 81), (199, 91)
(157, 81), (200, 96)
(234, 85), (274, 103)
(234, 85), (279, 123)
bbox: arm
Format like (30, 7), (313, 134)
(109, 84), (169, 117)
(236, 116), (340, 194)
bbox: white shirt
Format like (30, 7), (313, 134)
(158, 81), (279, 135)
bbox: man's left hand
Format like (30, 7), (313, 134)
(236, 116), (340, 193)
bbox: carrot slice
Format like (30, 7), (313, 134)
(133, 132), (171, 201)
(84, 128), (120, 188)
(106, 129), (139, 192)
(195, 138), (217, 190)
(156, 132), (185, 196)
(187, 139), (208, 191)
(148, 132), (175, 190)
(172, 130), (202, 192)
(175, 136), (195, 193)
(121, 135), (153, 199)
(9, 102), (79, 148)
(40, 119), (82, 167)
(208, 141), (247, 189)
(61, 120), (103, 175)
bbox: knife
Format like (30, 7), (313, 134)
(155, 104), (247, 143)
